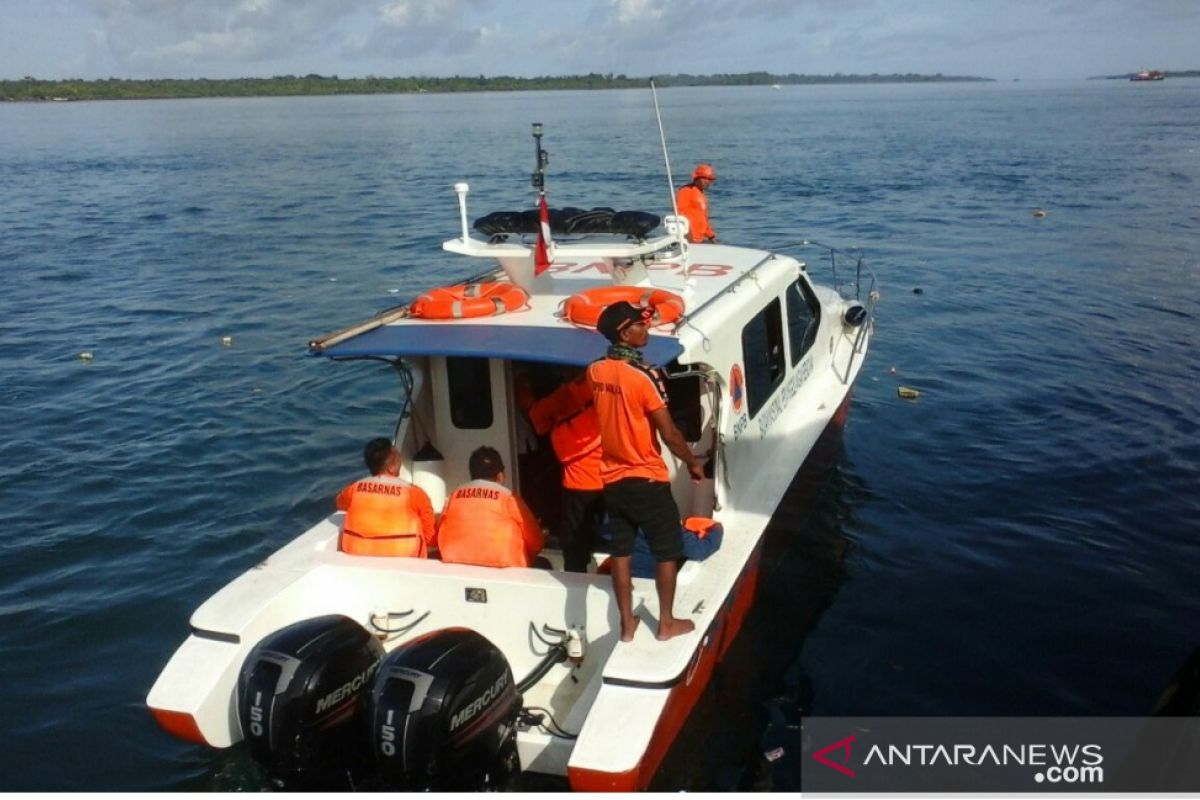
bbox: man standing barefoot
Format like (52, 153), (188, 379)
(588, 301), (705, 641)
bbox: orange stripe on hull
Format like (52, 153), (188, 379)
(149, 707), (210, 746)
(568, 546), (764, 791)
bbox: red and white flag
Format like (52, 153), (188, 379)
(534, 193), (552, 275)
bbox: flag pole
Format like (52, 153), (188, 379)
(531, 122), (552, 276)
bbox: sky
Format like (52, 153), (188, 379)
(1, 0), (1197, 83)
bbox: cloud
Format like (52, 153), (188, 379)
(78, 0), (373, 75)
(348, 0), (498, 62)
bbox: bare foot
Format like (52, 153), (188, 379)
(620, 615), (641, 642)
(656, 618), (695, 641)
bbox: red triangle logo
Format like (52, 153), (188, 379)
(812, 734), (857, 778)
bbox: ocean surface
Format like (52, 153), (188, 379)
(1, 80), (1197, 791)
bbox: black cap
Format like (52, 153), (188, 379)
(596, 300), (650, 343)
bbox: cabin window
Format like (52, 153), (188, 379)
(786, 277), (821, 365)
(447, 357), (493, 429)
(741, 298), (786, 418)
(665, 373), (704, 443)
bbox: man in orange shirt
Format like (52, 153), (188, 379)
(675, 163), (717, 243)
(438, 446), (545, 568)
(336, 437), (436, 557)
(588, 302), (705, 642)
(518, 367), (604, 573)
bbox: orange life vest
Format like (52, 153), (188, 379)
(438, 480), (545, 568)
(527, 375), (604, 491)
(676, 183), (714, 243)
(336, 474), (435, 557)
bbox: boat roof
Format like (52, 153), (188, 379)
(320, 321), (684, 367)
(309, 211), (803, 366)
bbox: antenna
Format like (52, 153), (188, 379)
(651, 80), (691, 282)
(651, 81), (680, 223)
(531, 122), (548, 193)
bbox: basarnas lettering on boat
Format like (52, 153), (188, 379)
(450, 672), (510, 731)
(756, 357), (812, 439)
(545, 261), (732, 278)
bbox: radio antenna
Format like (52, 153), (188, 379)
(651, 80), (680, 223)
(651, 79), (691, 282)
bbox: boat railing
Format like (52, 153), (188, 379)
(769, 240), (878, 385)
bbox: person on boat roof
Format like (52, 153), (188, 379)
(587, 301), (706, 642)
(515, 366), (604, 573)
(336, 437), (437, 557)
(675, 163), (717, 244)
(437, 446), (546, 569)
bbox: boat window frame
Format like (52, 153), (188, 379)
(740, 297), (786, 419)
(785, 276), (822, 366)
(446, 356), (494, 429)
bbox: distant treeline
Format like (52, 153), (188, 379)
(1, 71), (993, 102)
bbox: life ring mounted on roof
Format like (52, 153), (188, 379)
(562, 286), (685, 329)
(410, 282), (530, 320)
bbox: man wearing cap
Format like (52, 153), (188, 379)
(676, 163), (717, 243)
(587, 301), (705, 642)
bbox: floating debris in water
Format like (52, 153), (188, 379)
(913, 287), (924, 294)
(1032, 208), (1047, 218)
(78, 351), (94, 362)
(221, 336), (233, 346)
(898, 386), (921, 399)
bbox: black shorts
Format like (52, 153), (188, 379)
(603, 478), (682, 562)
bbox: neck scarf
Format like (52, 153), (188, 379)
(606, 342), (643, 363)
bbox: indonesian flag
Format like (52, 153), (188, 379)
(534, 193), (552, 276)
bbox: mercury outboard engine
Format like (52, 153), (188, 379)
(237, 615), (385, 790)
(370, 627), (521, 791)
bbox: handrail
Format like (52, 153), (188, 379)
(766, 240), (879, 386)
(672, 251), (779, 332)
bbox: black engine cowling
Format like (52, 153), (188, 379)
(370, 627), (521, 791)
(236, 614), (385, 789)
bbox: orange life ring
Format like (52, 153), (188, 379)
(410, 282), (529, 320)
(562, 286), (685, 328)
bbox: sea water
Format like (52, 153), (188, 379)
(0, 80), (1197, 790)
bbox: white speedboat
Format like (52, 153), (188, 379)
(146, 124), (876, 791)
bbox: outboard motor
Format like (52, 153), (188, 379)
(370, 627), (521, 791)
(237, 615), (385, 790)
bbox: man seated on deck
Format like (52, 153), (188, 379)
(336, 437), (437, 557)
(438, 446), (546, 568)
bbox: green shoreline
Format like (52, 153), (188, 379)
(2, 71), (993, 102)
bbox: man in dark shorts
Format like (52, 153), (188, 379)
(587, 301), (705, 641)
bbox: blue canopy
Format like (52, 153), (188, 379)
(313, 323), (684, 367)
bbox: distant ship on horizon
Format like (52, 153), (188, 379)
(1131, 69), (1166, 81)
